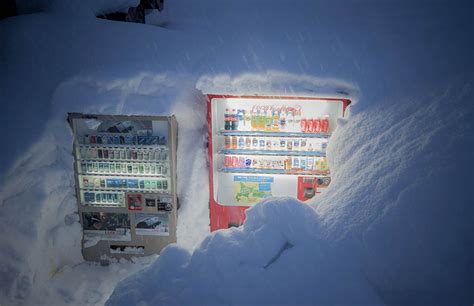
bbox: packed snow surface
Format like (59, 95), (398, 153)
(0, 0), (472, 305)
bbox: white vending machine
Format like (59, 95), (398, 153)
(206, 95), (351, 231)
(68, 113), (178, 261)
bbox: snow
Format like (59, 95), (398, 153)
(1, 0), (473, 305)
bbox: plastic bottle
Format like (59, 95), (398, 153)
(258, 107), (265, 130)
(294, 107), (301, 129)
(244, 109), (251, 130)
(237, 109), (245, 130)
(265, 108), (272, 131)
(231, 109), (238, 130)
(224, 108), (230, 130)
(251, 107), (258, 131)
(287, 110), (294, 131)
(279, 109), (287, 131)
(272, 108), (280, 131)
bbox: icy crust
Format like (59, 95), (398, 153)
(106, 197), (382, 306)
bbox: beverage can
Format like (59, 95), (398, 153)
(245, 137), (251, 149)
(293, 139), (300, 151)
(109, 150), (114, 159)
(301, 139), (307, 150)
(259, 138), (265, 149)
(307, 119), (314, 133)
(232, 156), (239, 168)
(137, 151), (143, 160)
(280, 139), (286, 148)
(300, 158), (306, 169)
(300, 119), (307, 132)
(224, 155), (232, 167)
(238, 157), (245, 168)
(307, 157), (314, 171)
(266, 140), (272, 150)
(231, 136), (238, 149)
(293, 157), (300, 169)
(224, 136), (231, 149)
(287, 140), (292, 150)
(252, 137), (258, 148)
(238, 136), (245, 149)
(245, 158), (252, 168)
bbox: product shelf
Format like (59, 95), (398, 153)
(80, 187), (169, 193)
(220, 167), (330, 176)
(78, 172), (169, 178)
(219, 149), (326, 157)
(81, 202), (125, 208)
(218, 130), (330, 138)
(79, 144), (169, 150)
(78, 158), (169, 163)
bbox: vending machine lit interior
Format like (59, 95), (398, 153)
(68, 113), (178, 261)
(207, 95), (351, 231)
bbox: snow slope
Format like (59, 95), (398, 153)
(0, 0), (472, 305)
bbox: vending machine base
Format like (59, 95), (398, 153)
(68, 113), (178, 262)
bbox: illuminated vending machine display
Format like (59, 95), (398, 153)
(68, 113), (178, 261)
(207, 95), (351, 231)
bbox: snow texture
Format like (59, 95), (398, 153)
(1, 0), (473, 305)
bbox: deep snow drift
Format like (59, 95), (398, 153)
(106, 83), (473, 305)
(1, 0), (473, 305)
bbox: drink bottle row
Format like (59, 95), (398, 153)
(224, 136), (327, 152)
(79, 147), (168, 161)
(79, 134), (167, 146)
(80, 161), (168, 176)
(224, 155), (330, 173)
(82, 191), (124, 205)
(81, 176), (169, 191)
(224, 105), (330, 133)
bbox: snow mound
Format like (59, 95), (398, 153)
(106, 197), (382, 306)
(107, 83), (473, 305)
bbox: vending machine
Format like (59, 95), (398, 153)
(68, 113), (178, 262)
(207, 95), (351, 231)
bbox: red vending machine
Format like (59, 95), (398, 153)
(207, 94), (350, 231)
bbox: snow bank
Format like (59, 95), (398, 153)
(106, 197), (382, 306)
(1, 0), (472, 305)
(106, 82), (473, 305)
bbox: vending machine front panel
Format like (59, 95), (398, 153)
(68, 113), (178, 262)
(207, 95), (350, 231)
